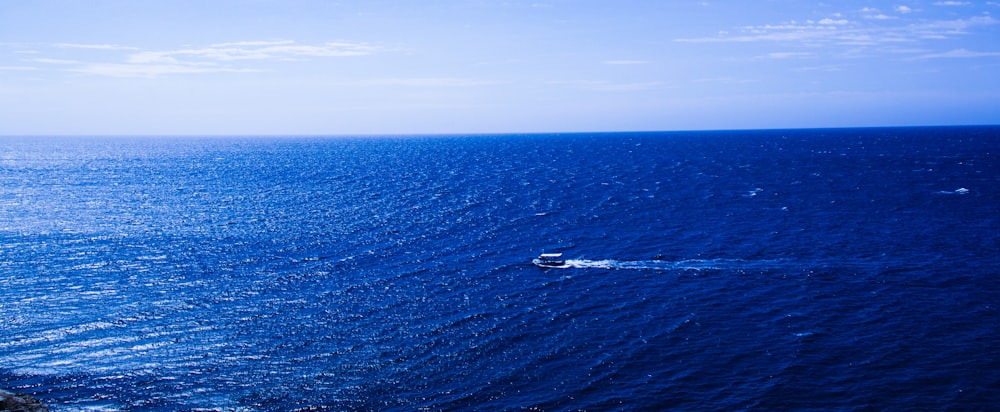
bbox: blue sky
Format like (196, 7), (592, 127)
(2, 0), (999, 135)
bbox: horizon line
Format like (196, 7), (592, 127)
(1, 124), (997, 138)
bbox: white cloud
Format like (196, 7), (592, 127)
(125, 41), (376, 64)
(29, 58), (80, 65)
(692, 77), (756, 84)
(933, 1), (969, 5)
(912, 15), (998, 39)
(675, 15), (997, 47)
(38, 40), (379, 78)
(818, 18), (850, 25)
(895, 5), (914, 13)
(0, 65), (39, 71)
(602, 60), (648, 65)
(548, 80), (665, 91)
(916, 48), (1000, 58)
(359, 78), (494, 87)
(209, 40), (296, 48)
(866, 13), (896, 20)
(126, 51), (179, 65)
(71, 63), (261, 78)
(761, 52), (813, 59)
(54, 43), (138, 51)
(793, 65), (846, 72)
(592, 81), (665, 91)
(860, 7), (901, 20)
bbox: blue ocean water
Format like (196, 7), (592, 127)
(1, 127), (998, 411)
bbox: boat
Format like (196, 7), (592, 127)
(532, 253), (569, 268)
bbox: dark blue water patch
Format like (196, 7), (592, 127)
(1, 126), (998, 410)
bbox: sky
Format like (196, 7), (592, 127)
(1, 0), (999, 135)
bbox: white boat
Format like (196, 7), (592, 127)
(532, 253), (569, 268)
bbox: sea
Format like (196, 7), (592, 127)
(1, 126), (998, 411)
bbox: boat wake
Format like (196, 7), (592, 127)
(559, 258), (787, 271)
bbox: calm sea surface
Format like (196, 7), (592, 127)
(1, 127), (998, 410)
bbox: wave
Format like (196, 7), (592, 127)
(934, 187), (970, 195)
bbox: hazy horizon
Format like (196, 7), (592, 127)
(2, 124), (998, 139)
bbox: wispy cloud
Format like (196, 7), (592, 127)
(54, 43), (138, 51)
(676, 18), (851, 44)
(692, 77), (757, 84)
(865, 14), (896, 20)
(912, 16), (998, 39)
(30, 58), (80, 65)
(933, 1), (970, 6)
(916, 48), (1000, 58)
(860, 8), (897, 20)
(760, 52), (813, 59)
(793, 64), (846, 72)
(358, 77), (495, 87)
(0, 65), (39, 71)
(38, 40), (378, 78)
(71, 63), (262, 78)
(128, 41), (375, 64)
(817, 18), (850, 25)
(602, 60), (648, 65)
(210, 41), (296, 48)
(675, 15), (997, 47)
(548, 80), (665, 92)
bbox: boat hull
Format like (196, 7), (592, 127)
(532, 258), (569, 268)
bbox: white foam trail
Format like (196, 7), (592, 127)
(562, 258), (786, 271)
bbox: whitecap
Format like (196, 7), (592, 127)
(935, 187), (971, 195)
